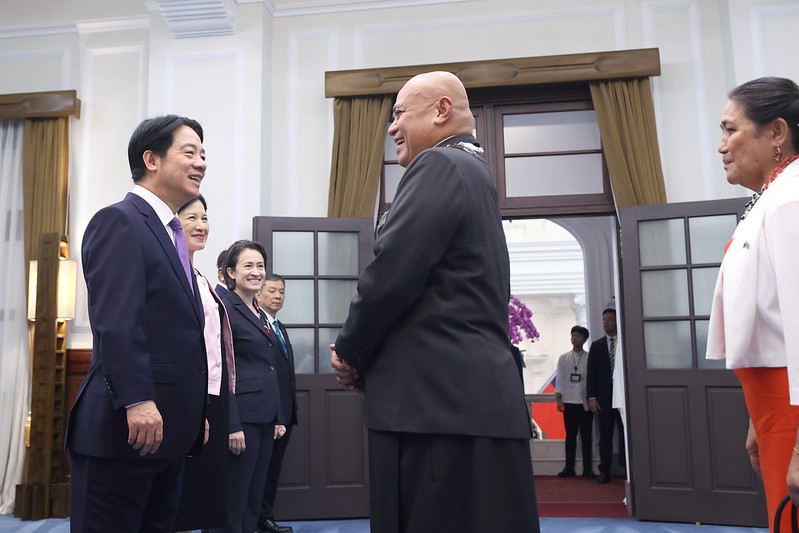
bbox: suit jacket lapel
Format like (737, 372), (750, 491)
(126, 193), (203, 324)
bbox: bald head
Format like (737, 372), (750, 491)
(389, 71), (475, 166)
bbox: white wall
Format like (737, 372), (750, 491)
(2, 0), (799, 347)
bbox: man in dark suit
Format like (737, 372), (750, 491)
(586, 305), (625, 484)
(66, 115), (209, 532)
(215, 248), (229, 299)
(255, 274), (297, 533)
(331, 71), (539, 533)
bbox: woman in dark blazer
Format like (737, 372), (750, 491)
(216, 240), (285, 533)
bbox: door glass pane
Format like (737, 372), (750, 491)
(688, 215), (737, 264)
(642, 270), (689, 317)
(319, 280), (358, 323)
(384, 164), (403, 203)
(505, 153), (603, 197)
(692, 267), (719, 316)
(318, 327), (341, 375)
(287, 327), (315, 374)
(273, 231), (314, 275)
(280, 279), (315, 323)
(695, 320), (725, 369)
(644, 321), (692, 368)
(639, 219), (686, 266)
(503, 110), (601, 153)
(319, 232), (359, 276)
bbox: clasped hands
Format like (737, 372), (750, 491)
(330, 344), (362, 391)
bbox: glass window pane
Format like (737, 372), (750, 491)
(280, 279), (315, 323)
(692, 267), (719, 316)
(639, 219), (686, 266)
(503, 110), (601, 154)
(644, 321), (692, 368)
(318, 327), (341, 375)
(688, 214), (737, 264)
(384, 132), (395, 159)
(287, 327), (315, 374)
(642, 270), (689, 317)
(384, 164), (403, 203)
(505, 154), (603, 197)
(319, 280), (358, 324)
(695, 320), (725, 369)
(272, 231), (314, 276)
(319, 232), (359, 276)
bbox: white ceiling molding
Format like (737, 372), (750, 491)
(0, 17), (149, 39)
(236, 0), (469, 18)
(153, 0), (236, 38)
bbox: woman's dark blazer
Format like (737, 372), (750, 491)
(223, 290), (281, 432)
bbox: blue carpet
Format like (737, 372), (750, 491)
(0, 515), (768, 532)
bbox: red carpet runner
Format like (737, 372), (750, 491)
(535, 475), (629, 519)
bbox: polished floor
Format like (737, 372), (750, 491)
(0, 516), (768, 532)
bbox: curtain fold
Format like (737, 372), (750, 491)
(590, 78), (667, 208)
(22, 117), (70, 265)
(327, 96), (393, 218)
(0, 120), (30, 514)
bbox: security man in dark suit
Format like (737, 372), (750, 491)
(586, 305), (625, 484)
(331, 71), (539, 533)
(67, 115), (209, 532)
(255, 274), (297, 533)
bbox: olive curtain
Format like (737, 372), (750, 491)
(590, 78), (667, 208)
(22, 117), (70, 265)
(327, 95), (393, 218)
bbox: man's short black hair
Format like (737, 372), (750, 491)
(128, 115), (204, 182)
(265, 273), (285, 284)
(571, 325), (589, 340)
(216, 248), (229, 270)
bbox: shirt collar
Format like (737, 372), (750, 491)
(132, 184), (176, 227)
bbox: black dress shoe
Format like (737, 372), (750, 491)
(556, 469), (576, 477)
(258, 519), (293, 533)
(597, 473), (610, 484)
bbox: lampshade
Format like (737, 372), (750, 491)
(27, 259), (78, 321)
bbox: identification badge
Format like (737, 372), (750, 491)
(570, 373), (581, 383)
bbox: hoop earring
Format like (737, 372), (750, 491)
(774, 145), (784, 162)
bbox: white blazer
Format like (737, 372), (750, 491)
(706, 160), (799, 404)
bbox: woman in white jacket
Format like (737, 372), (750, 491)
(706, 76), (799, 530)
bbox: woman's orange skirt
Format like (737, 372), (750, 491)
(736, 367), (799, 532)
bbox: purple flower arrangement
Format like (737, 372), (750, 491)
(508, 295), (540, 346)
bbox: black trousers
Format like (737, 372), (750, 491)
(562, 403), (593, 473)
(209, 421), (275, 533)
(258, 425), (293, 526)
(597, 407), (625, 476)
(69, 451), (185, 533)
(368, 430), (540, 533)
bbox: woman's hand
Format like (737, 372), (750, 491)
(745, 418), (761, 477)
(229, 431), (246, 455)
(275, 425), (287, 439)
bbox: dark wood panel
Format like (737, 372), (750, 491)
(706, 387), (759, 492)
(647, 387), (691, 487)
(327, 390), (365, 485)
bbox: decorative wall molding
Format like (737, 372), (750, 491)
(0, 17), (150, 39)
(0, 48), (72, 90)
(352, 5), (626, 69)
(238, 0), (469, 18)
(750, 5), (799, 78)
(154, 0), (236, 38)
(286, 29), (338, 214)
(642, 0), (715, 200)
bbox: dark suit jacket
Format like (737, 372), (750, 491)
(586, 336), (614, 409)
(224, 290), (282, 431)
(335, 134), (530, 440)
(66, 192), (207, 459)
(272, 320), (297, 426)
